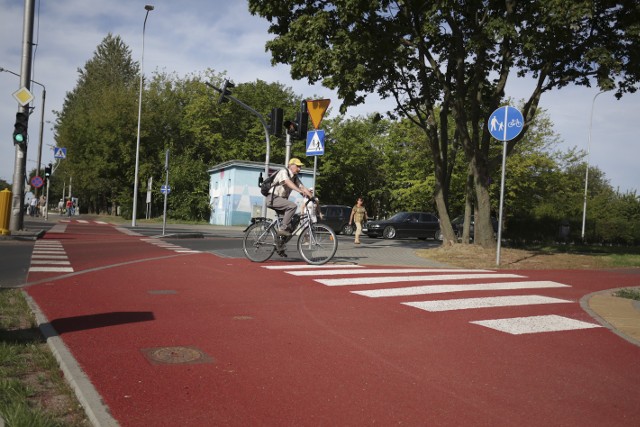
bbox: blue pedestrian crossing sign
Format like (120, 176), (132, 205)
(53, 147), (67, 159)
(488, 106), (524, 142)
(306, 129), (325, 156)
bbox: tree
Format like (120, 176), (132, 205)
(248, 0), (640, 247)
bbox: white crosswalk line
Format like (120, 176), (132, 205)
(352, 280), (569, 298)
(289, 268), (493, 276)
(30, 260), (71, 265)
(264, 264), (364, 270)
(31, 255), (68, 259)
(470, 315), (602, 334)
(403, 295), (571, 312)
(28, 267), (74, 272)
(316, 273), (524, 287)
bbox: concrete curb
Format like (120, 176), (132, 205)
(581, 287), (640, 348)
(23, 292), (119, 427)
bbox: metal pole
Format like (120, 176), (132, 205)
(132, 5), (154, 227)
(45, 177), (50, 220)
(9, 0), (35, 232)
(35, 87), (46, 196)
(162, 150), (169, 236)
(581, 90), (607, 242)
(496, 107), (509, 266)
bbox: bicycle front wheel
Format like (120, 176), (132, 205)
(243, 221), (277, 262)
(297, 223), (338, 265)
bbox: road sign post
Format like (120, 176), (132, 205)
(488, 106), (524, 267)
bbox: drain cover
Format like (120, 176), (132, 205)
(141, 346), (213, 365)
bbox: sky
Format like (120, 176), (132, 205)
(1, 0), (638, 195)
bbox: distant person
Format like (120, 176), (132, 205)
(58, 199), (64, 215)
(349, 197), (368, 244)
(30, 197), (38, 217)
(266, 158), (313, 236)
(66, 198), (73, 217)
(39, 195), (46, 217)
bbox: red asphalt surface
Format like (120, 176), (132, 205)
(26, 221), (640, 426)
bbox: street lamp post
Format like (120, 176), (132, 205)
(132, 4), (154, 227)
(581, 90), (608, 241)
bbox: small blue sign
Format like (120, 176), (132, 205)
(488, 106), (524, 141)
(160, 185), (171, 195)
(54, 147), (67, 159)
(306, 130), (325, 156)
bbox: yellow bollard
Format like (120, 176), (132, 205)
(0, 188), (11, 235)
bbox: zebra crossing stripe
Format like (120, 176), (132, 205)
(30, 260), (71, 265)
(264, 265), (364, 270)
(403, 295), (571, 312)
(288, 268), (493, 277)
(470, 315), (602, 335)
(28, 267), (74, 272)
(352, 280), (569, 298)
(316, 273), (524, 287)
(31, 255), (68, 259)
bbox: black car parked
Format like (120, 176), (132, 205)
(437, 215), (498, 241)
(366, 212), (440, 240)
(318, 205), (354, 235)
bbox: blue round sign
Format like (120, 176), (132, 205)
(488, 106), (524, 141)
(160, 185), (171, 194)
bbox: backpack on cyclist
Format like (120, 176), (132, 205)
(260, 171), (279, 196)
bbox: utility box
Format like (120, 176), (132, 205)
(0, 189), (12, 235)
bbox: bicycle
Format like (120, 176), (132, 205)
(242, 199), (338, 265)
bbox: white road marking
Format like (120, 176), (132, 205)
(28, 267), (74, 272)
(94, 221), (108, 224)
(470, 315), (602, 335)
(264, 264), (364, 270)
(77, 220), (88, 223)
(403, 295), (571, 312)
(31, 255), (68, 259)
(289, 268), (493, 276)
(352, 281), (569, 298)
(317, 273), (524, 287)
(30, 260), (71, 265)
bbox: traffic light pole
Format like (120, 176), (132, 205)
(9, 0), (35, 233)
(205, 82), (271, 217)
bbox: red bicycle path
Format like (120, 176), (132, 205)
(25, 221), (640, 426)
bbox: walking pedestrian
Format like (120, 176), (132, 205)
(349, 197), (368, 244)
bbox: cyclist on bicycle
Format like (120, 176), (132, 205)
(267, 158), (314, 236)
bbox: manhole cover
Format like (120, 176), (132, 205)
(141, 346), (213, 365)
(147, 290), (177, 295)
(233, 315), (254, 320)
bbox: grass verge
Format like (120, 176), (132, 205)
(0, 288), (89, 426)
(613, 288), (640, 301)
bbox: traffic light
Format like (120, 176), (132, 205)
(270, 108), (283, 137)
(44, 163), (52, 178)
(13, 111), (28, 145)
(296, 101), (308, 140)
(282, 102), (309, 140)
(218, 79), (235, 104)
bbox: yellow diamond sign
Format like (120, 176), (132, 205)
(306, 99), (330, 130)
(12, 87), (34, 106)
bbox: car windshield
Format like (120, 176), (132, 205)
(387, 212), (408, 222)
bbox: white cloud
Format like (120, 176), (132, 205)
(1, 0), (638, 195)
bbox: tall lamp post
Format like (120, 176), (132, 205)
(581, 90), (608, 241)
(132, 4), (154, 227)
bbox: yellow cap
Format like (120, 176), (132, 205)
(289, 158), (304, 166)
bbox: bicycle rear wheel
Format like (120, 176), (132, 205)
(297, 223), (338, 265)
(243, 221), (276, 262)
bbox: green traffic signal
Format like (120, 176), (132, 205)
(13, 111), (28, 145)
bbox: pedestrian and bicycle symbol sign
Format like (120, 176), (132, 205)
(54, 147), (67, 159)
(488, 106), (524, 141)
(306, 129), (325, 156)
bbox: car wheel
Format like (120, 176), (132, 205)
(383, 226), (396, 239)
(341, 224), (354, 235)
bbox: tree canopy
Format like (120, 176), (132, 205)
(248, 0), (640, 247)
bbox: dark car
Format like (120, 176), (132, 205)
(437, 215), (498, 241)
(318, 205), (354, 235)
(366, 212), (440, 240)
